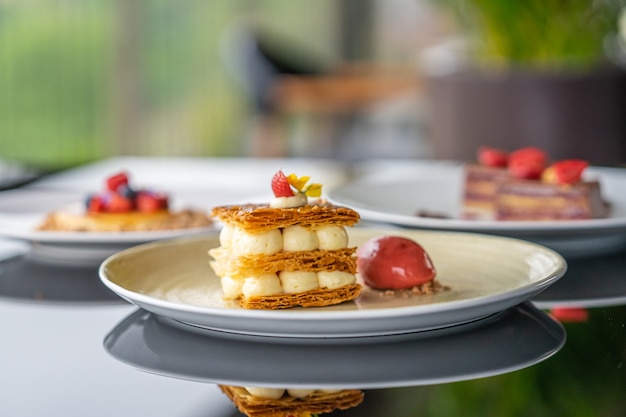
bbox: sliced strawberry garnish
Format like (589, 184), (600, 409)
(508, 158), (546, 180)
(478, 146), (508, 167)
(548, 159), (588, 184)
(271, 170), (294, 197)
(508, 147), (549, 179)
(509, 147), (548, 164)
(106, 172), (129, 192)
(136, 191), (168, 212)
(105, 193), (134, 213)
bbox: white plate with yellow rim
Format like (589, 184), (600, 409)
(99, 227), (566, 338)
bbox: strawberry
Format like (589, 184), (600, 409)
(508, 158), (546, 180)
(508, 147), (549, 179)
(549, 159), (588, 184)
(106, 172), (129, 192)
(271, 170), (294, 197)
(509, 147), (548, 164)
(105, 193), (134, 213)
(136, 191), (168, 212)
(478, 146), (508, 167)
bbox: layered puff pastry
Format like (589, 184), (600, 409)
(209, 200), (361, 310)
(219, 385), (364, 417)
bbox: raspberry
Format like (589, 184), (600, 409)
(478, 146), (508, 167)
(271, 170), (294, 197)
(136, 191), (168, 212)
(86, 195), (105, 213)
(106, 172), (129, 192)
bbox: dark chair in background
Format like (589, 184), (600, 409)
(222, 22), (420, 158)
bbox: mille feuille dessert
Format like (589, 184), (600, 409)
(37, 171), (212, 232)
(209, 170), (361, 310)
(462, 146), (609, 221)
(219, 386), (364, 417)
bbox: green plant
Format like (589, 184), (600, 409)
(442, 0), (625, 70)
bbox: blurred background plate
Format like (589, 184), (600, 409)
(0, 189), (218, 265)
(329, 162), (626, 257)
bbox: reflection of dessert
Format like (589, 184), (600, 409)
(357, 235), (448, 296)
(37, 172), (212, 232)
(209, 170), (361, 310)
(219, 386), (364, 417)
(462, 147), (610, 221)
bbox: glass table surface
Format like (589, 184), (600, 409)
(0, 158), (624, 417)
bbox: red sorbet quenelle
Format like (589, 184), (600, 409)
(356, 236), (436, 290)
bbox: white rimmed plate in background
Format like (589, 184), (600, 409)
(328, 162), (626, 257)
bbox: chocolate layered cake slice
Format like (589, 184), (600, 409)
(461, 146), (610, 221)
(494, 178), (609, 220)
(209, 171), (361, 310)
(462, 164), (510, 220)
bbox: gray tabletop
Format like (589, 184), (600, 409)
(1, 158), (624, 417)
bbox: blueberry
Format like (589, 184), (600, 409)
(118, 185), (137, 199)
(84, 193), (95, 208)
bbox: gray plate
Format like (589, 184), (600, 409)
(103, 302), (565, 388)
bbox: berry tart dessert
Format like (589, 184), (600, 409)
(462, 146), (610, 221)
(37, 171), (212, 232)
(357, 235), (449, 296)
(209, 170), (361, 310)
(219, 386), (364, 417)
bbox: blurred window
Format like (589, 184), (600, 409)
(0, 0), (339, 171)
